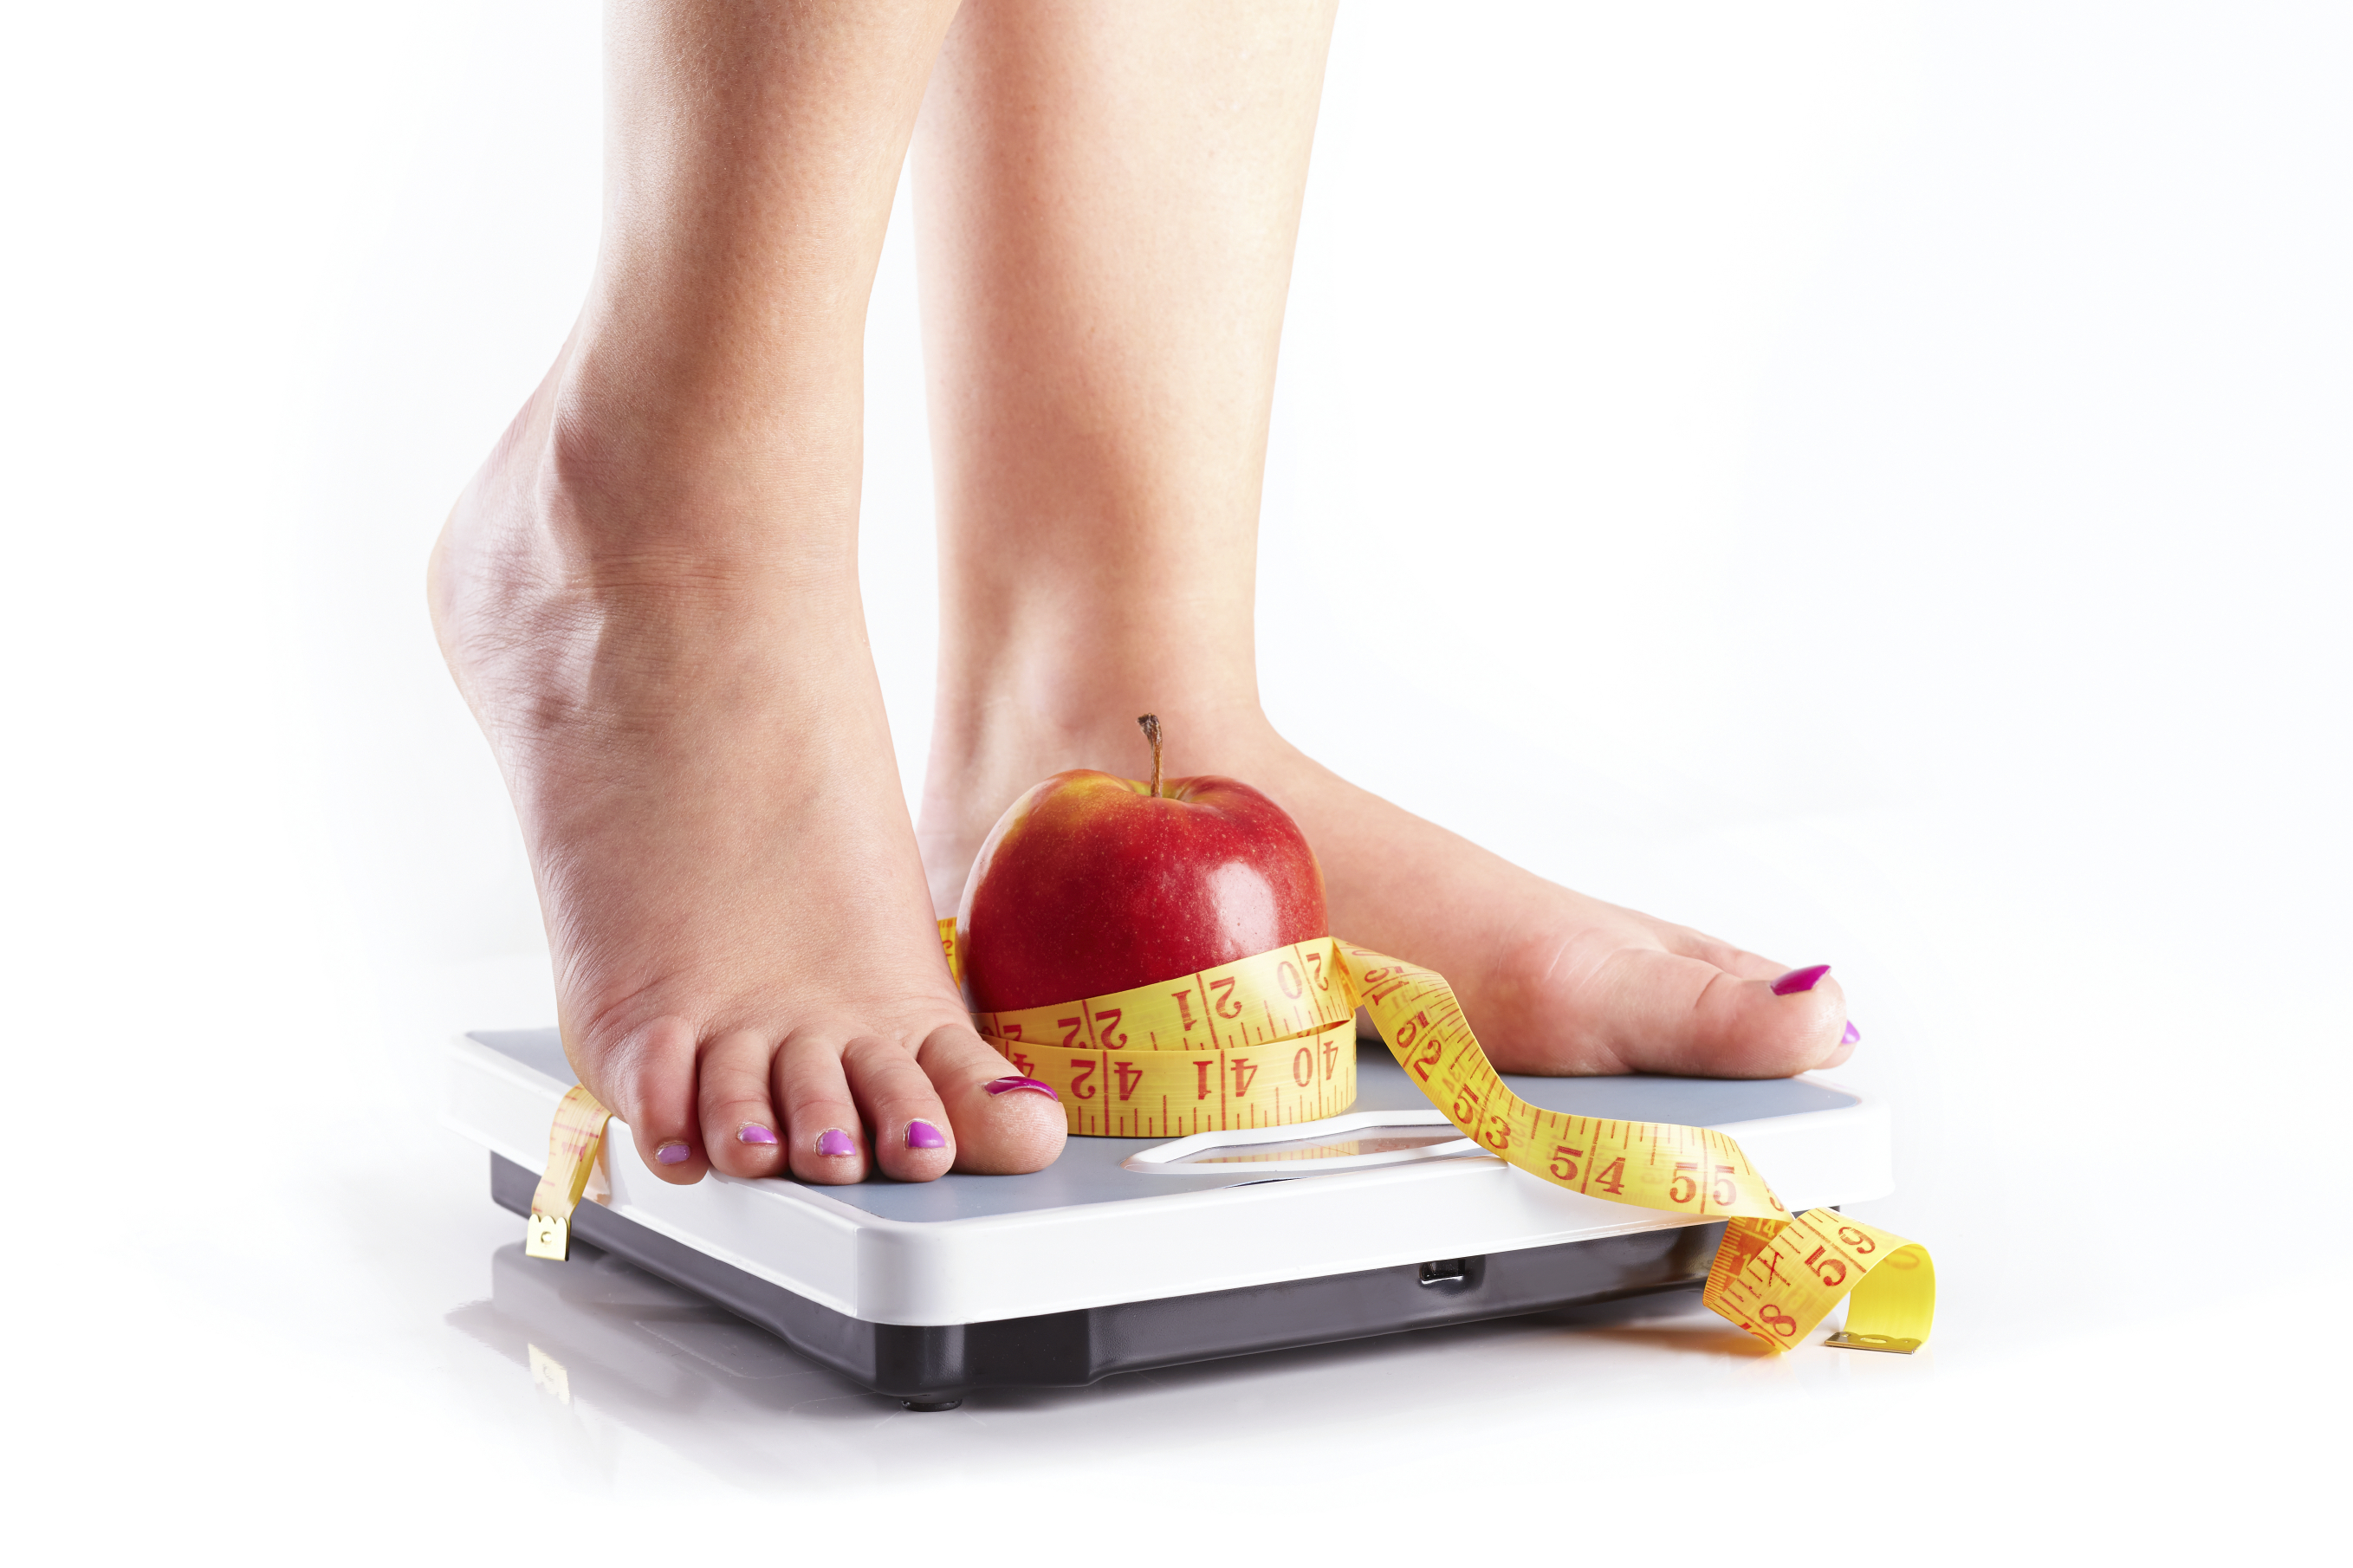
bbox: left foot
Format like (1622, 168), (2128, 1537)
(920, 705), (1855, 1078)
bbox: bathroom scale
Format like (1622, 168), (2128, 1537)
(446, 1028), (1891, 1409)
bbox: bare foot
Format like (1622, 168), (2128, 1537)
(431, 371), (1062, 1184)
(920, 704), (1855, 1079)
(900, 0), (1839, 1081)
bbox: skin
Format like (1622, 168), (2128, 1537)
(910, 2), (1855, 1079)
(432, 0), (1853, 1190)
(431, 0), (1062, 1186)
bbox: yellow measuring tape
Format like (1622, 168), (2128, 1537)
(960, 932), (1359, 1137)
(947, 920), (1935, 1354)
(522, 927), (1934, 1356)
(522, 1085), (611, 1263)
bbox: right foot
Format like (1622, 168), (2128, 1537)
(918, 703), (1855, 1081)
(430, 368), (1062, 1186)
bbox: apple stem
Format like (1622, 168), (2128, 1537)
(1138, 714), (1164, 798)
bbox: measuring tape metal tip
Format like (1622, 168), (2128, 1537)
(522, 1084), (613, 1265)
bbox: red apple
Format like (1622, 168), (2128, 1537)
(956, 716), (1328, 1012)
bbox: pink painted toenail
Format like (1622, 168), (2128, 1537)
(1842, 1020), (1861, 1045)
(737, 1124), (778, 1145)
(815, 1128), (857, 1157)
(1771, 964), (1831, 995)
(984, 1076), (1058, 1099)
(906, 1119), (949, 1150)
(655, 1141), (691, 1165)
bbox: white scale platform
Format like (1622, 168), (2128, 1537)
(446, 1028), (1891, 1406)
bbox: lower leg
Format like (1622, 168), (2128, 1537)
(912, 1), (1851, 1076)
(432, 0), (1061, 1182)
(911, 0), (1319, 888)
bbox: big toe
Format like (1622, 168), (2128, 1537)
(915, 1025), (1066, 1175)
(1586, 950), (1850, 1078)
(582, 1014), (710, 1183)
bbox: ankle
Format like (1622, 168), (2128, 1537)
(444, 366), (862, 604)
(432, 368), (872, 746)
(917, 689), (1283, 910)
(929, 688), (1272, 786)
(548, 394), (856, 578)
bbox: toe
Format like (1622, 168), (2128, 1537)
(697, 1027), (788, 1178)
(840, 1035), (956, 1182)
(914, 1024), (1066, 1176)
(775, 1032), (871, 1184)
(590, 1014), (707, 1183)
(1595, 950), (1850, 1078)
(1814, 1016), (1862, 1071)
(1642, 925), (1862, 1072)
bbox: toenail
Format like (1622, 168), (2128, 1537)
(1771, 964), (1831, 995)
(814, 1128), (857, 1158)
(737, 1123), (778, 1145)
(655, 1141), (691, 1165)
(906, 1119), (949, 1150)
(1842, 1020), (1861, 1045)
(983, 1075), (1059, 1100)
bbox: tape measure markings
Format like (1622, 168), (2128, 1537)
(524, 1084), (613, 1262)
(950, 920), (1933, 1352)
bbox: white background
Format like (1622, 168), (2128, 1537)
(3, 0), (2344, 1556)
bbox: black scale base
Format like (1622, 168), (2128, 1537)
(492, 1152), (1734, 1409)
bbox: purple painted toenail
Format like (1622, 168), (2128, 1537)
(737, 1124), (778, 1145)
(984, 1076), (1059, 1100)
(655, 1141), (691, 1165)
(1842, 1020), (1861, 1045)
(815, 1128), (857, 1158)
(1772, 964), (1831, 996)
(906, 1119), (948, 1150)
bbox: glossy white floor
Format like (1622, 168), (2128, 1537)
(8, 3), (2343, 1556)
